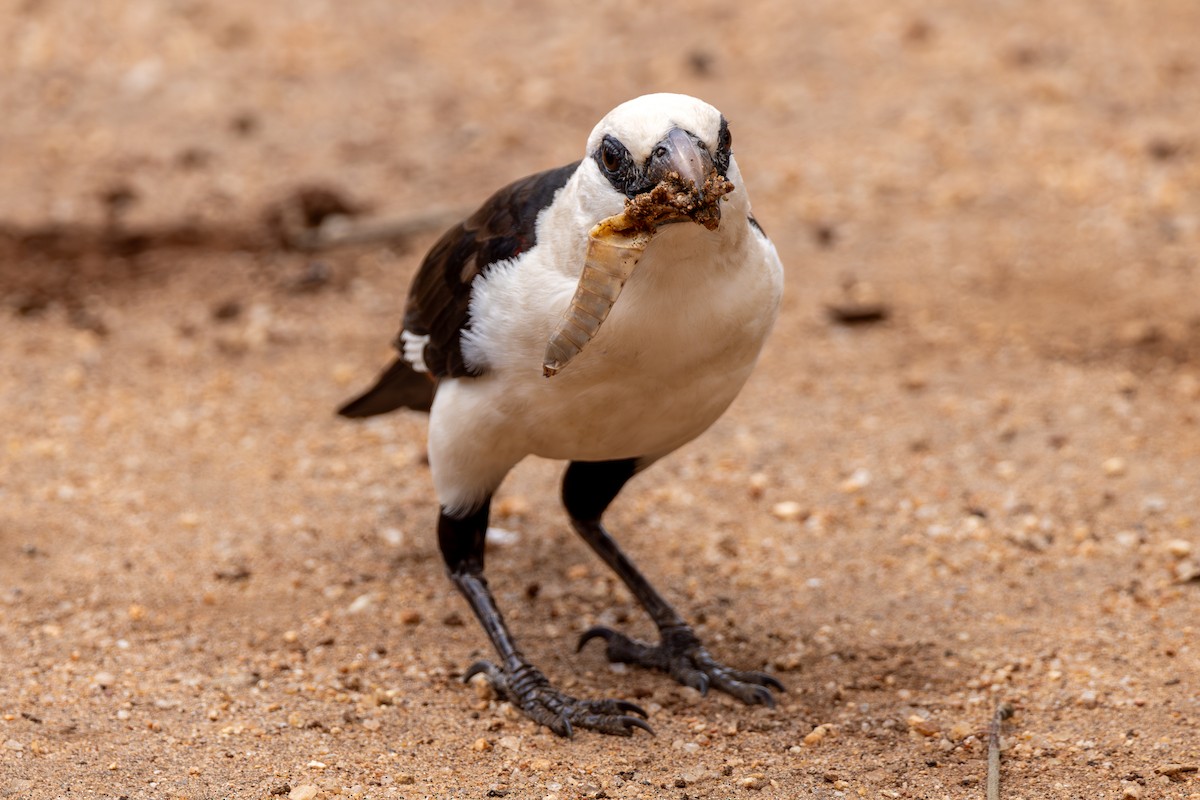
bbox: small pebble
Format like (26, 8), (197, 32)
(378, 527), (404, 546)
(737, 774), (767, 790)
(347, 593), (373, 614)
(1142, 496), (1167, 513)
(1173, 560), (1200, 583)
(398, 609), (422, 625)
(1120, 780), (1143, 799)
(839, 468), (871, 493)
(906, 715), (939, 737)
(803, 724), (829, 745)
(1155, 764), (1199, 781)
(1164, 539), (1192, 558)
(289, 786), (320, 800)
(472, 737), (492, 751)
(485, 526), (520, 546)
(948, 721), (973, 741)
(1103, 457), (1127, 477)
(771, 501), (806, 521)
(1115, 530), (1140, 549)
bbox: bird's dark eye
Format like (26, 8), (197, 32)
(718, 123), (732, 154)
(712, 118), (733, 176)
(600, 137), (623, 174)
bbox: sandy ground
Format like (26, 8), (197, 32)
(3, 1), (1200, 798)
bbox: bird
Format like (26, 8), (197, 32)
(339, 93), (784, 737)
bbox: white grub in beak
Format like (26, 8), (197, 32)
(542, 216), (651, 377)
(542, 170), (733, 378)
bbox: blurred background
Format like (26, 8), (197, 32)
(2, 1), (1199, 797)
(4, 0), (1198, 316)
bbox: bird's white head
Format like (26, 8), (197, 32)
(576, 93), (748, 228)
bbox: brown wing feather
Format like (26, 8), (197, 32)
(402, 160), (580, 379)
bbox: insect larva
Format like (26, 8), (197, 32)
(542, 218), (651, 377)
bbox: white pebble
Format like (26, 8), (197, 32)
(486, 527), (520, 546)
(347, 593), (374, 614)
(378, 527), (404, 546)
(840, 468), (871, 493)
(1164, 539), (1192, 558)
(771, 501), (805, 521)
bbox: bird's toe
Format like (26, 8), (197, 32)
(463, 658), (653, 737)
(578, 624), (784, 707)
(463, 660), (509, 693)
(578, 625), (664, 667)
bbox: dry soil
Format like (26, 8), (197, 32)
(2, 2), (1199, 799)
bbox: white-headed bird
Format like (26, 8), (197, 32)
(340, 93), (784, 736)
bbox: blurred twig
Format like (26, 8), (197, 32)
(987, 702), (1015, 800)
(288, 207), (466, 251)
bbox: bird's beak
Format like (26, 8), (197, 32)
(646, 127), (713, 197)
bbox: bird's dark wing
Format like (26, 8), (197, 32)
(404, 160), (581, 378)
(336, 160), (580, 420)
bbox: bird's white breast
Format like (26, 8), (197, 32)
(455, 224), (780, 459)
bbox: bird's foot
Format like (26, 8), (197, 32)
(463, 660), (653, 738)
(578, 624), (783, 707)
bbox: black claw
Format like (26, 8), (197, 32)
(752, 686), (776, 708)
(624, 716), (656, 736)
(760, 674), (786, 692)
(615, 700), (649, 718)
(556, 715), (574, 739)
(577, 626), (615, 651)
(463, 660), (498, 684)
(693, 672), (711, 696)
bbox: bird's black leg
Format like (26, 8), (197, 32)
(566, 459), (783, 706)
(438, 499), (652, 737)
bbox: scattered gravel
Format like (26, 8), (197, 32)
(2, 1), (1199, 798)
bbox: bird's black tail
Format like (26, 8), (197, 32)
(337, 358), (436, 417)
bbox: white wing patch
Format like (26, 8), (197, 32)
(399, 330), (431, 373)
